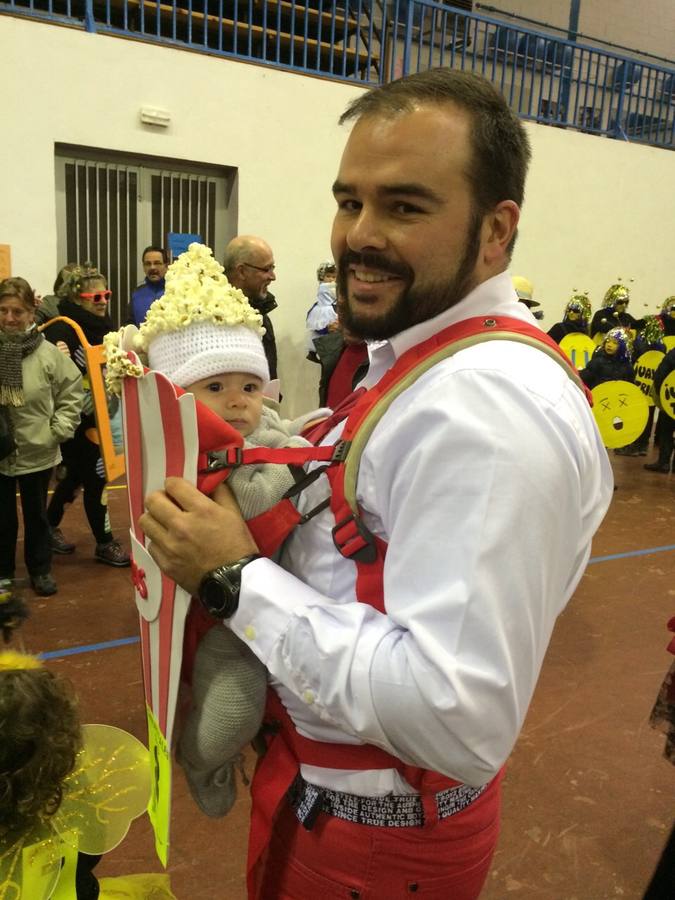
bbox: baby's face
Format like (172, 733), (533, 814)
(186, 372), (264, 437)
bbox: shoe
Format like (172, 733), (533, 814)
(644, 462), (671, 473)
(31, 573), (57, 596)
(637, 447), (649, 456)
(50, 526), (76, 555)
(176, 745), (240, 818)
(0, 578), (13, 593)
(95, 540), (131, 567)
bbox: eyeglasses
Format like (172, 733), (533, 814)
(242, 262), (276, 274)
(80, 290), (112, 303)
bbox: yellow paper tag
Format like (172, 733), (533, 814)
(146, 705), (171, 868)
(663, 335), (675, 352)
(50, 834), (80, 900)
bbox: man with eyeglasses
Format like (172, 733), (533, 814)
(223, 235), (279, 379)
(125, 245), (168, 327)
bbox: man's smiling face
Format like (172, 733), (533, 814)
(330, 104), (486, 341)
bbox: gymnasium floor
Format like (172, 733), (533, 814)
(14, 453), (675, 899)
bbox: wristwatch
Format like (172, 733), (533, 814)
(198, 554), (261, 619)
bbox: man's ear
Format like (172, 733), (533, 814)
(480, 200), (520, 266)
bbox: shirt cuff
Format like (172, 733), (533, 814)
(229, 557), (326, 665)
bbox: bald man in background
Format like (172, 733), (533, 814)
(223, 235), (279, 379)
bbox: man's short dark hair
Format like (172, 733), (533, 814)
(339, 69), (531, 253)
(142, 245), (168, 263)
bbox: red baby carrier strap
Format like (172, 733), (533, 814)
(246, 316), (585, 893)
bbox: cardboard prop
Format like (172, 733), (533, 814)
(559, 333), (596, 370)
(660, 370), (675, 420)
(591, 381), (649, 448)
(37, 316), (125, 483)
(634, 350), (666, 405)
(119, 332), (200, 866)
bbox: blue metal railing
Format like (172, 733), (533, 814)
(2, 0), (674, 148)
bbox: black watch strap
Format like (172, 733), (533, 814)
(198, 553), (261, 618)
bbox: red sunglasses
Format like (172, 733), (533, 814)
(80, 290), (112, 303)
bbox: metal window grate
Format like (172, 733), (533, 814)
(151, 172), (218, 252)
(63, 160), (139, 327)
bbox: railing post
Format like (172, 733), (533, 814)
(84, 0), (97, 33)
(613, 64), (629, 139)
(402, 0), (415, 77)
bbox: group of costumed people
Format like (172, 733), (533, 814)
(545, 283), (675, 469)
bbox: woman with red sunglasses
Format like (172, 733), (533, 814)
(43, 265), (130, 568)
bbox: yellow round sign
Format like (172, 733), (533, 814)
(591, 380), (649, 448)
(664, 335), (675, 352)
(559, 333), (596, 370)
(659, 370), (675, 420)
(634, 350), (665, 406)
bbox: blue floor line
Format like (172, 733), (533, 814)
(40, 635), (140, 660)
(588, 543), (675, 564)
(38, 543), (675, 661)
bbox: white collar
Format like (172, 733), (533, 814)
(361, 271), (540, 388)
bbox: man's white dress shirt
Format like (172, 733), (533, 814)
(229, 271), (614, 795)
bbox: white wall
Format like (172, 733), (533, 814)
(2, 15), (675, 415)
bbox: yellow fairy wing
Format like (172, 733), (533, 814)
(53, 724), (151, 856)
(0, 822), (65, 900)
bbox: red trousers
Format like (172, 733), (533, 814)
(255, 774), (502, 900)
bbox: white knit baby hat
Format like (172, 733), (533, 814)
(138, 243), (269, 387)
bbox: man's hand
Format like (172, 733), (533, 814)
(140, 477), (258, 595)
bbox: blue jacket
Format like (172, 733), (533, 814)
(125, 278), (166, 326)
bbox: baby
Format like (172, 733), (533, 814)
(106, 243), (318, 817)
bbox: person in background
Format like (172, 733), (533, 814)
(512, 275), (543, 320)
(312, 294), (369, 409)
(620, 315), (667, 457)
(306, 261), (338, 360)
(124, 246), (168, 327)
(34, 262), (79, 326)
(656, 295), (675, 340)
(223, 236), (279, 380)
(590, 283), (639, 338)
(139, 69), (613, 899)
(43, 265), (130, 567)
(579, 326), (635, 390)
(0, 277), (82, 597)
(547, 293), (592, 344)
(644, 346), (675, 474)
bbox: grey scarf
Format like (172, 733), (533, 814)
(0, 328), (44, 407)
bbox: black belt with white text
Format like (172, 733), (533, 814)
(287, 773), (486, 831)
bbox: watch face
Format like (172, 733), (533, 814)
(200, 567), (240, 618)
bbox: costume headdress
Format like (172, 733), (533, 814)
(641, 315), (665, 346)
(564, 292), (592, 324)
(603, 326), (632, 362)
(603, 282), (631, 308)
(105, 243), (269, 393)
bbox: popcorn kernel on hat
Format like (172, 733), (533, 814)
(148, 320), (269, 387)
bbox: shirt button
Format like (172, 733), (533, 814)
(244, 625), (256, 641)
(303, 690), (315, 704)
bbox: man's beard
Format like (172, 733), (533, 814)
(337, 212), (483, 341)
